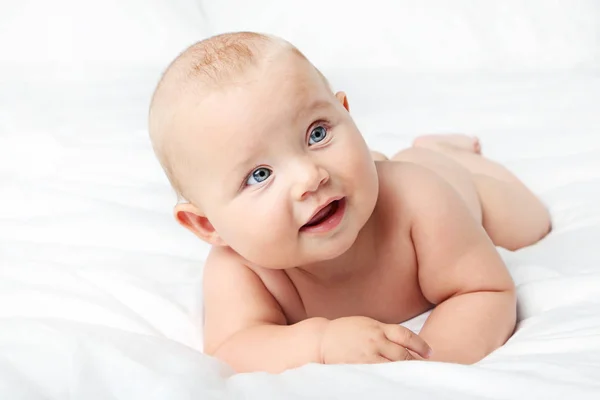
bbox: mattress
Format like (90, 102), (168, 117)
(1, 1), (600, 399)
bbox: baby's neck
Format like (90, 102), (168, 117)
(288, 211), (381, 287)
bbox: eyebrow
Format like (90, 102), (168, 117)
(231, 153), (257, 178)
(297, 97), (333, 121)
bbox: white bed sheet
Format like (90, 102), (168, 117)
(2, 1), (600, 399)
(2, 70), (600, 400)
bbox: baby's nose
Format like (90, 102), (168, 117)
(291, 163), (329, 201)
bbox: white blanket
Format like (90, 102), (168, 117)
(1, 1), (600, 398)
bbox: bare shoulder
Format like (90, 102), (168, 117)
(376, 160), (454, 217)
(203, 246), (247, 298)
(203, 245), (250, 282)
(377, 161), (512, 304)
(377, 159), (446, 191)
(203, 246), (286, 354)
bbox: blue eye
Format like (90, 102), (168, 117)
(246, 167), (272, 185)
(308, 125), (327, 145)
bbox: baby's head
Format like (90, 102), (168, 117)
(149, 32), (379, 269)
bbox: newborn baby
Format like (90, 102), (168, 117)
(148, 32), (551, 373)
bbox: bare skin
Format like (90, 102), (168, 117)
(376, 134), (551, 250)
(201, 134), (550, 373)
(155, 42), (552, 374)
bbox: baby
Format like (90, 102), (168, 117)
(148, 32), (551, 373)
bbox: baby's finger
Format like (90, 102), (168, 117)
(379, 340), (414, 362)
(383, 325), (432, 359)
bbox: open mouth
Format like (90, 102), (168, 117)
(301, 198), (346, 233)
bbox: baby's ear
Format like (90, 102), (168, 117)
(335, 91), (349, 112)
(174, 203), (225, 246)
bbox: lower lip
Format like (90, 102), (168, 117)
(300, 198), (346, 234)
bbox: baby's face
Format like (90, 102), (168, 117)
(181, 54), (378, 269)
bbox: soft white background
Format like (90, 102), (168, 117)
(1, 1), (600, 399)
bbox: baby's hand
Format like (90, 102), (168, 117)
(319, 316), (432, 365)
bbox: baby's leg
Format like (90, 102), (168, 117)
(392, 135), (551, 251)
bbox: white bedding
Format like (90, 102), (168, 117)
(1, 1), (600, 399)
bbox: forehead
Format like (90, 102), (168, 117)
(219, 53), (331, 124)
(192, 54), (332, 156)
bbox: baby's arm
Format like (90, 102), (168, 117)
(406, 165), (516, 364)
(204, 247), (432, 373)
(203, 247), (327, 373)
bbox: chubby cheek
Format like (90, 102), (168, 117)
(335, 133), (376, 183)
(333, 131), (379, 211)
(219, 197), (298, 266)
